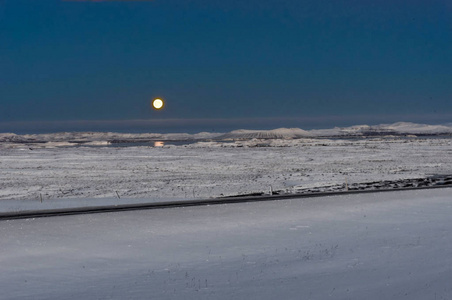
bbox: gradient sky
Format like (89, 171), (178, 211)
(1, 0), (451, 132)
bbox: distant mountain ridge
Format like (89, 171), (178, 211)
(218, 128), (310, 140)
(1, 122), (451, 145)
(217, 122), (452, 140)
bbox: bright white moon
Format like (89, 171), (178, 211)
(152, 98), (164, 110)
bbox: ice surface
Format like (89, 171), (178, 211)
(1, 188), (452, 299)
(0, 131), (222, 146)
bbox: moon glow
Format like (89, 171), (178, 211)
(152, 98), (164, 110)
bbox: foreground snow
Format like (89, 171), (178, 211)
(1, 188), (452, 299)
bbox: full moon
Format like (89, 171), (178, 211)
(152, 98), (164, 110)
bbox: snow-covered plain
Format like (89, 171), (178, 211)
(1, 136), (451, 207)
(1, 188), (452, 299)
(1, 122), (452, 299)
(0, 122), (451, 212)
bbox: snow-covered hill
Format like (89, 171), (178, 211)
(217, 122), (452, 140)
(375, 122), (452, 135)
(217, 128), (310, 140)
(309, 122), (452, 137)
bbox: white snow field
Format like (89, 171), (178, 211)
(1, 188), (452, 299)
(0, 136), (451, 211)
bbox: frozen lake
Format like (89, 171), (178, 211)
(1, 188), (452, 299)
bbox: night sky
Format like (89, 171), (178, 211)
(1, 0), (451, 133)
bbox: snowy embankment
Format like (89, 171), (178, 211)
(1, 188), (452, 299)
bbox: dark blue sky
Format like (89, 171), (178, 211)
(1, 0), (451, 132)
